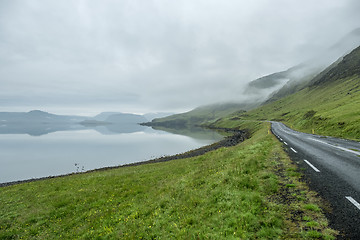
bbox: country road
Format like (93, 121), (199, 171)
(271, 121), (360, 239)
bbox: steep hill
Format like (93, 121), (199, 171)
(309, 45), (360, 86)
(216, 45), (360, 140)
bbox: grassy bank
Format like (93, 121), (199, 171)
(0, 123), (336, 239)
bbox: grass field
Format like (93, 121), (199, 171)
(0, 123), (336, 239)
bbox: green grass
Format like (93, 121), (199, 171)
(0, 123), (336, 239)
(216, 75), (360, 140)
(150, 103), (246, 127)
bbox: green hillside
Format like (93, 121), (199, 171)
(147, 103), (247, 127)
(215, 46), (360, 140)
(265, 67), (325, 103)
(262, 28), (360, 103)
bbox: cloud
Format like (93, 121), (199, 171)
(0, 0), (359, 114)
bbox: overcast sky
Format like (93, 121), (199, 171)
(0, 0), (359, 115)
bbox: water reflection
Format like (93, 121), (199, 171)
(0, 120), (224, 140)
(148, 125), (223, 141)
(0, 122), (148, 136)
(0, 122), (223, 184)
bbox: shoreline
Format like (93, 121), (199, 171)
(0, 127), (249, 188)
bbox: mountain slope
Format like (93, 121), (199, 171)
(245, 28), (360, 105)
(216, 45), (360, 140)
(246, 64), (325, 105)
(267, 38), (360, 103)
(309, 45), (360, 86)
(147, 103), (246, 127)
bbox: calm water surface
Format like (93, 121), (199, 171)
(0, 125), (223, 183)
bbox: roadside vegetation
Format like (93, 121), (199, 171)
(0, 122), (336, 239)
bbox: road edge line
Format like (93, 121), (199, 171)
(304, 159), (320, 172)
(345, 196), (360, 210)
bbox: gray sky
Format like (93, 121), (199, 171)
(1, 0), (359, 115)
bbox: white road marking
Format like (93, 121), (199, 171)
(275, 123), (301, 136)
(345, 196), (360, 210)
(290, 147), (297, 153)
(336, 146), (360, 155)
(304, 160), (320, 172)
(284, 142), (288, 145)
(308, 138), (360, 155)
(279, 138), (283, 141)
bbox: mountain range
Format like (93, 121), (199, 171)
(0, 111), (171, 136)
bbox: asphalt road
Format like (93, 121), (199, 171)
(271, 121), (360, 239)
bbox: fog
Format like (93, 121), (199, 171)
(1, 0), (359, 115)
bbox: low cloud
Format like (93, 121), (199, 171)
(0, 0), (359, 115)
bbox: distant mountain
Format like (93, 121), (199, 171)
(0, 110), (88, 123)
(105, 113), (147, 124)
(79, 112), (149, 135)
(94, 112), (174, 122)
(0, 110), (148, 136)
(27, 110), (51, 117)
(93, 112), (121, 121)
(143, 112), (174, 121)
(0, 110), (90, 136)
(92, 112), (148, 123)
